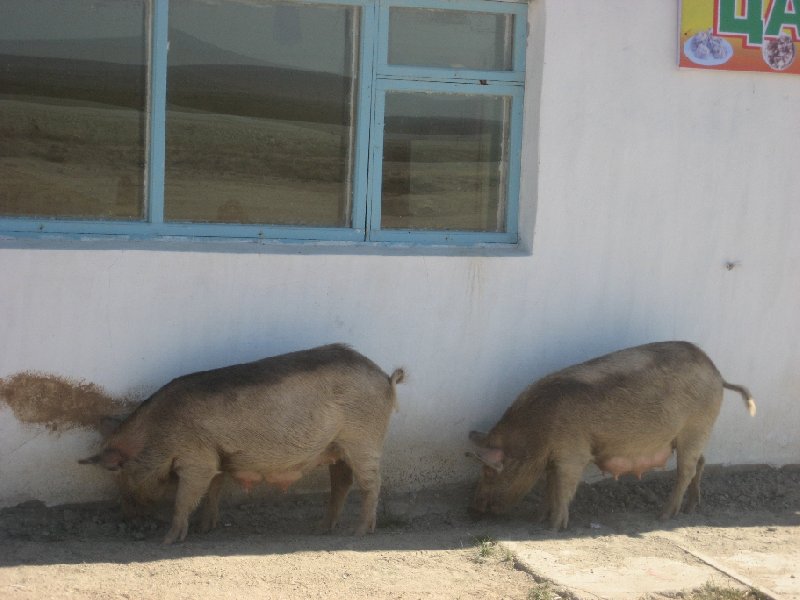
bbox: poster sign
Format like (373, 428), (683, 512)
(679, 0), (800, 74)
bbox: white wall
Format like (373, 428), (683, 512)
(1, 0), (799, 507)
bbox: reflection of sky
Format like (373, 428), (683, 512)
(0, 0), (146, 64)
(2, 0), (510, 74)
(389, 8), (512, 71)
(0, 0), (353, 75)
(169, 1), (352, 73)
(1, 1), (145, 41)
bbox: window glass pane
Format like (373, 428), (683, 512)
(0, 0), (147, 220)
(165, 0), (359, 227)
(381, 91), (510, 232)
(388, 8), (513, 70)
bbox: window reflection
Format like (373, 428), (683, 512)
(0, 0), (147, 220)
(382, 92), (510, 232)
(165, 0), (359, 227)
(389, 8), (513, 71)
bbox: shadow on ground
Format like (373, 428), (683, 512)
(1, 465), (798, 567)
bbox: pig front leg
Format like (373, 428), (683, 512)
(323, 460), (354, 532)
(164, 460), (220, 544)
(546, 459), (586, 530)
(534, 462), (558, 524)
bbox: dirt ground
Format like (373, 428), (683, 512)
(0, 465), (798, 599)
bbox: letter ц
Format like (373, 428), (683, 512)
(717, 0), (800, 47)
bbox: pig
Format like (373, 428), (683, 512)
(79, 344), (404, 544)
(467, 341), (756, 529)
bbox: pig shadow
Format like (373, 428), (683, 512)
(0, 466), (798, 566)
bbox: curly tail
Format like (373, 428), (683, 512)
(723, 381), (756, 417)
(390, 368), (405, 386)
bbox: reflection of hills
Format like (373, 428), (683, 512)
(0, 36), (146, 65)
(0, 53), (351, 124)
(0, 34), (148, 110)
(385, 116), (503, 137)
(0, 28), (353, 123)
(167, 28), (273, 67)
(168, 64), (351, 124)
(1, 27), (493, 132)
(0, 54), (146, 110)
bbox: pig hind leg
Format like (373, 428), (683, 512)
(683, 454), (705, 514)
(660, 433), (708, 520)
(348, 451), (382, 535)
(324, 460), (354, 532)
(164, 460), (220, 544)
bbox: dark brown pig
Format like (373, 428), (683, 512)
(80, 344), (404, 544)
(468, 341), (756, 529)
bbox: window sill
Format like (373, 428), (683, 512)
(0, 232), (531, 258)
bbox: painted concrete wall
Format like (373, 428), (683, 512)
(1, 0), (799, 507)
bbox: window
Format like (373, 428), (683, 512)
(0, 0), (526, 247)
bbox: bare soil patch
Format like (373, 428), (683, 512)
(0, 466), (798, 599)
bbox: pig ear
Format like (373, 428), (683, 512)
(468, 431), (504, 470)
(78, 447), (127, 471)
(465, 447), (504, 472)
(469, 430), (490, 447)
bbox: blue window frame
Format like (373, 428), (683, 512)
(0, 0), (526, 247)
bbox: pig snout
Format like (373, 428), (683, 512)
(469, 480), (512, 518)
(469, 494), (512, 519)
(468, 491), (489, 519)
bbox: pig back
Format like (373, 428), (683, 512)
(115, 344), (397, 470)
(498, 342), (726, 457)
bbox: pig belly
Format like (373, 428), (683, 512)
(264, 471), (303, 491)
(596, 447), (672, 479)
(232, 470), (263, 492)
(231, 445), (341, 493)
(231, 470), (304, 492)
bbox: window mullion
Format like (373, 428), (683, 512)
(354, 1), (380, 240)
(146, 0), (168, 225)
(364, 0), (389, 241)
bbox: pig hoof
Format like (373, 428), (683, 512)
(199, 517), (217, 534)
(163, 524), (188, 544)
(548, 514), (569, 531)
(354, 522), (375, 536)
(315, 520), (336, 535)
(162, 531), (181, 544)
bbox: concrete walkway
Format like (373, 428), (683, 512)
(496, 513), (799, 599)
